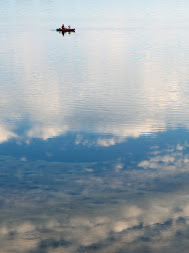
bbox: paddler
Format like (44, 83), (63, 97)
(62, 24), (65, 29)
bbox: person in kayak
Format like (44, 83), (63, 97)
(62, 24), (64, 29)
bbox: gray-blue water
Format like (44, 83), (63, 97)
(1, 1), (189, 252)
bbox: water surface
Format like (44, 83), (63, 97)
(1, 1), (189, 252)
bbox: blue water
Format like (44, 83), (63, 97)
(1, 1), (189, 252)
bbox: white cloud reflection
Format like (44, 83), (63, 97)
(0, 143), (189, 252)
(0, 126), (17, 143)
(2, 17), (189, 145)
(138, 145), (189, 173)
(26, 125), (68, 140)
(1, 193), (189, 253)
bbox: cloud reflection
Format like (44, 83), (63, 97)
(1, 194), (189, 253)
(2, 19), (189, 144)
(0, 143), (189, 252)
(0, 126), (17, 143)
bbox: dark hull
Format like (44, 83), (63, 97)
(56, 28), (75, 32)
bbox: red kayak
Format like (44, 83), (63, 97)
(56, 28), (75, 32)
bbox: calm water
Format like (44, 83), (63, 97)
(1, 1), (189, 252)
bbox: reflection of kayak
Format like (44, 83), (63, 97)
(56, 28), (75, 32)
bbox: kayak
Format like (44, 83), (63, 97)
(56, 28), (75, 32)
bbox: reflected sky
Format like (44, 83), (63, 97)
(1, 141), (189, 252)
(2, 10), (189, 143)
(2, 26), (189, 143)
(1, 0), (189, 252)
